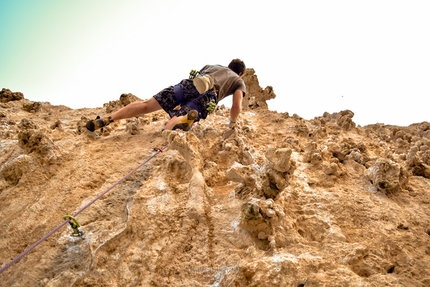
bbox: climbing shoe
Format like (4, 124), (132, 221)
(86, 116), (113, 132)
(172, 110), (198, 131)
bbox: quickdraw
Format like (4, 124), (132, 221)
(189, 69), (199, 79)
(206, 100), (217, 114)
(63, 215), (85, 238)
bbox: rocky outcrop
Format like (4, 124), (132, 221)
(242, 68), (276, 110)
(104, 93), (142, 114)
(0, 88), (24, 103)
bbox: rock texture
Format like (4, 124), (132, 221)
(1, 70), (430, 287)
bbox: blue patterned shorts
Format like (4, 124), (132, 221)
(153, 79), (216, 121)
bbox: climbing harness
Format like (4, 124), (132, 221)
(173, 83), (218, 119)
(172, 69), (219, 118)
(0, 145), (168, 275)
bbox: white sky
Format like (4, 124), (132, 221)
(1, 0), (429, 126)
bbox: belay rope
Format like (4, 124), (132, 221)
(0, 145), (168, 275)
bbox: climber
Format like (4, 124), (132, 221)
(86, 59), (247, 132)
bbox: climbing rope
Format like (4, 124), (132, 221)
(0, 145), (168, 275)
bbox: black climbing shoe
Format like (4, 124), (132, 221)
(86, 116), (113, 132)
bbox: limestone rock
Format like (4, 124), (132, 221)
(265, 147), (293, 173)
(366, 158), (408, 193)
(0, 88), (24, 103)
(241, 68), (276, 110)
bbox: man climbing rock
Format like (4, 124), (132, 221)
(86, 59), (247, 132)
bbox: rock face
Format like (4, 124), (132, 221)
(0, 73), (430, 287)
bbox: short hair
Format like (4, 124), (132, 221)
(228, 59), (246, 75)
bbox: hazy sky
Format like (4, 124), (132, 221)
(1, 0), (429, 126)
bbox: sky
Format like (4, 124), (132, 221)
(1, 0), (429, 126)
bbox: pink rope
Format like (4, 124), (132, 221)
(0, 145), (168, 275)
